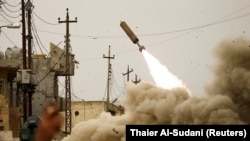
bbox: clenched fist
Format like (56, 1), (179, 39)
(35, 103), (63, 141)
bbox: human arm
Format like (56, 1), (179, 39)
(35, 103), (63, 141)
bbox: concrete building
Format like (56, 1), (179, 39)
(0, 44), (69, 139)
(68, 101), (124, 127)
(0, 46), (22, 139)
(0, 44), (125, 141)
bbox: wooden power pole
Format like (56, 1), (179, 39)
(58, 8), (77, 135)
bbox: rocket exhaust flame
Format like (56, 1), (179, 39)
(142, 50), (190, 92)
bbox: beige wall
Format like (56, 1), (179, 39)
(0, 95), (9, 131)
(9, 108), (20, 137)
(60, 101), (124, 132)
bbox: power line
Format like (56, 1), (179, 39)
(3, 0), (20, 7)
(145, 29), (199, 48)
(1, 3), (21, 13)
(36, 51), (65, 85)
(33, 11), (250, 40)
(44, 10), (249, 65)
(1, 30), (17, 46)
(139, 12), (250, 37)
(31, 26), (45, 55)
(0, 19), (7, 23)
(31, 14), (49, 54)
(33, 11), (59, 25)
(111, 68), (125, 97)
(0, 14), (14, 23)
(0, 7), (20, 18)
(69, 79), (82, 101)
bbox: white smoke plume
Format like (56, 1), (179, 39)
(62, 37), (249, 141)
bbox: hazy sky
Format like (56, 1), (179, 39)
(1, 0), (250, 102)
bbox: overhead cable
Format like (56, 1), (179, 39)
(3, 0), (20, 7)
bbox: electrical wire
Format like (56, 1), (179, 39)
(1, 3), (21, 13)
(33, 11), (59, 25)
(102, 64), (124, 104)
(31, 39), (38, 55)
(0, 8), (20, 19)
(0, 19), (7, 23)
(5, 3), (250, 104)
(70, 79), (83, 101)
(36, 29), (64, 36)
(32, 26), (45, 55)
(57, 72), (83, 101)
(1, 30), (16, 46)
(143, 10), (250, 48)
(32, 19), (48, 55)
(34, 11), (250, 41)
(139, 12), (250, 37)
(3, 0), (20, 8)
(102, 78), (108, 101)
(112, 71), (126, 95)
(28, 4), (250, 97)
(72, 93), (82, 101)
(0, 14), (14, 23)
(36, 50), (66, 85)
(31, 14), (49, 55)
(110, 73), (125, 104)
(145, 29), (199, 48)
(57, 78), (65, 93)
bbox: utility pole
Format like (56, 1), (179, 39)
(26, 0), (34, 117)
(103, 45), (115, 112)
(26, 0), (33, 69)
(58, 8), (77, 136)
(132, 74), (141, 85)
(21, 0), (34, 123)
(122, 65), (133, 82)
(21, 0), (27, 122)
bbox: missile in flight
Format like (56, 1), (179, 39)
(120, 21), (145, 52)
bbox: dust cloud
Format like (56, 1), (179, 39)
(61, 37), (249, 141)
(205, 37), (250, 123)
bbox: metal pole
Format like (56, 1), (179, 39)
(103, 46), (115, 112)
(58, 8), (77, 135)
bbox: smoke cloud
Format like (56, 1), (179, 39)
(61, 37), (249, 141)
(205, 36), (250, 123)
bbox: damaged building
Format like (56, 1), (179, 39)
(0, 43), (124, 140)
